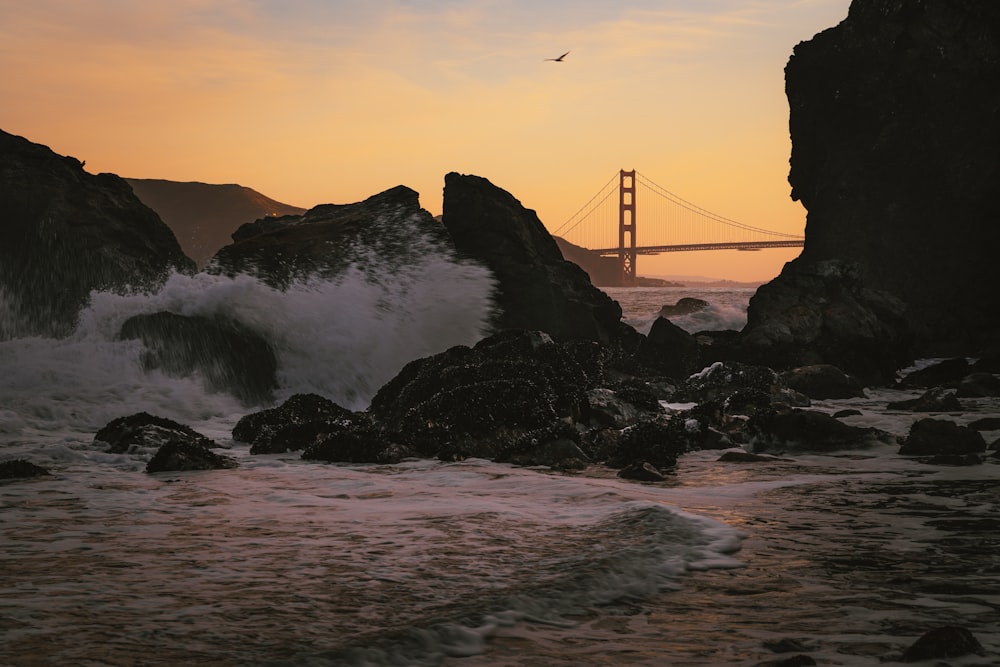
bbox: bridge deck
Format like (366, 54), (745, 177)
(591, 239), (804, 255)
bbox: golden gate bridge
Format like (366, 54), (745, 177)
(552, 169), (804, 285)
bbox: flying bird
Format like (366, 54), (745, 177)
(545, 51), (570, 62)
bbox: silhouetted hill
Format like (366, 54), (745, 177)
(125, 179), (306, 268)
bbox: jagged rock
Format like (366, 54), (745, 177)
(0, 129), (194, 338)
(441, 172), (622, 343)
(611, 417), (691, 470)
(772, 1), (1000, 362)
(503, 424), (591, 470)
(301, 418), (415, 464)
(119, 312), (278, 406)
(887, 387), (963, 412)
(955, 372), (1000, 398)
(900, 418), (987, 456)
(0, 459), (51, 479)
(779, 364), (865, 400)
(146, 441), (238, 473)
(736, 260), (913, 385)
(368, 330), (602, 459)
(617, 462), (667, 482)
(209, 185), (452, 288)
(233, 393), (353, 454)
(901, 626), (983, 662)
(637, 316), (701, 380)
(675, 361), (793, 419)
(584, 388), (642, 429)
(659, 297), (709, 318)
(749, 408), (891, 454)
(95, 412), (217, 455)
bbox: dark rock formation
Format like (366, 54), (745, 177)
(659, 297), (709, 319)
(441, 173), (622, 343)
(900, 418), (987, 456)
(119, 312), (278, 406)
(897, 358), (970, 389)
(901, 626), (983, 662)
(146, 441), (238, 473)
(748, 408), (891, 453)
(779, 364), (866, 400)
(617, 461), (667, 482)
(887, 387), (963, 412)
(738, 260), (912, 384)
(126, 178), (306, 269)
(753, 1), (1000, 373)
(233, 393), (354, 454)
(637, 317), (701, 381)
(209, 185), (452, 288)
(0, 130), (194, 338)
(955, 372), (1000, 398)
(0, 459), (51, 479)
(95, 412), (218, 455)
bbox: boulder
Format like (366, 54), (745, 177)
(617, 461), (667, 482)
(772, 1), (1000, 361)
(95, 412), (217, 455)
(368, 330), (602, 459)
(233, 393), (355, 454)
(301, 419), (416, 465)
(0, 129), (194, 338)
(736, 260), (913, 385)
(901, 626), (983, 662)
(900, 418), (987, 456)
(119, 311), (278, 406)
(637, 316), (702, 380)
(779, 364), (865, 399)
(955, 372), (1000, 398)
(886, 387), (963, 412)
(748, 408), (891, 454)
(897, 358), (970, 389)
(609, 417), (692, 470)
(209, 185), (453, 288)
(441, 172), (622, 343)
(659, 297), (709, 318)
(146, 441), (238, 473)
(0, 459), (51, 479)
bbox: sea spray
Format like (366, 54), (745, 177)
(0, 246), (495, 443)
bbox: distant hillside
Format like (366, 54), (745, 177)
(126, 179), (306, 268)
(553, 236), (622, 286)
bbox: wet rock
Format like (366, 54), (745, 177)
(779, 364), (865, 400)
(717, 451), (792, 464)
(95, 412), (217, 455)
(901, 626), (983, 662)
(762, 638), (813, 654)
(301, 419), (415, 465)
(749, 408), (891, 454)
(754, 655), (816, 667)
(779, 1), (1000, 358)
(968, 417), (1000, 431)
(834, 409), (862, 418)
(233, 393), (354, 454)
(0, 459), (51, 479)
(886, 387), (963, 412)
(610, 417), (691, 470)
(955, 372), (1000, 398)
(504, 425), (591, 470)
(369, 330), (601, 459)
(583, 388), (642, 428)
(920, 453), (983, 467)
(119, 311), (278, 406)
(658, 297), (709, 318)
(899, 418), (987, 457)
(0, 129), (194, 338)
(897, 358), (970, 389)
(146, 441), (237, 473)
(209, 185), (450, 288)
(441, 172), (622, 344)
(617, 462), (667, 482)
(637, 316), (701, 380)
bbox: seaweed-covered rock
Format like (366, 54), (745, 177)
(779, 364), (865, 400)
(901, 626), (983, 662)
(233, 393), (353, 454)
(95, 412), (217, 455)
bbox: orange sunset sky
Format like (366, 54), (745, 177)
(1, 1), (851, 282)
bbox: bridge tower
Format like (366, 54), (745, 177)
(618, 169), (637, 286)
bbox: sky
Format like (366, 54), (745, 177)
(0, 0), (851, 282)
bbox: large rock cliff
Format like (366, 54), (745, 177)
(742, 0), (1000, 376)
(442, 172), (622, 344)
(0, 130), (194, 338)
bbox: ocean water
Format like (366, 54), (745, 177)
(3, 269), (1000, 666)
